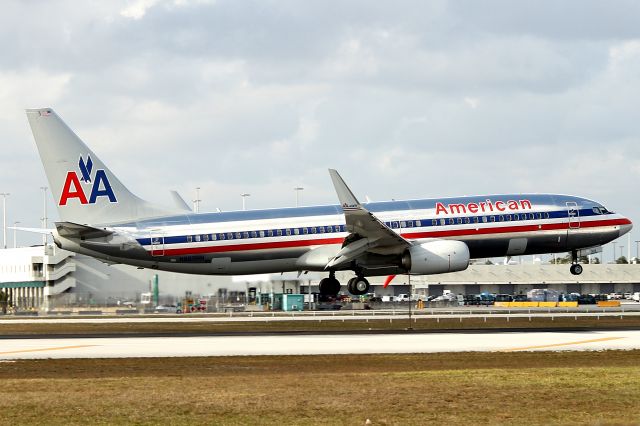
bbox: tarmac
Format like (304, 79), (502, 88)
(1, 329), (639, 359)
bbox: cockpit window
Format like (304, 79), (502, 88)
(593, 206), (612, 215)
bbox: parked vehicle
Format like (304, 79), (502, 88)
(154, 304), (178, 314)
(396, 294), (411, 302)
(513, 294), (528, 302)
(631, 292), (640, 302)
(577, 294), (596, 305)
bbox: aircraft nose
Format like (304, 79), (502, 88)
(619, 218), (633, 237)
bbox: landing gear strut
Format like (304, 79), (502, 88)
(319, 271), (341, 296)
(570, 250), (583, 275)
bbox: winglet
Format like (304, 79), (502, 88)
(329, 169), (361, 211)
(383, 275), (396, 288)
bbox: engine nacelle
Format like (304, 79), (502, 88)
(402, 240), (470, 274)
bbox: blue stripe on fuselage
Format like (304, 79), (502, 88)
(122, 193), (601, 229)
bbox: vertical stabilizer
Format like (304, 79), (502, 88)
(26, 108), (180, 225)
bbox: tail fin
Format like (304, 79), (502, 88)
(26, 108), (180, 225)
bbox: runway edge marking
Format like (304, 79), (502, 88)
(498, 336), (626, 352)
(0, 344), (98, 356)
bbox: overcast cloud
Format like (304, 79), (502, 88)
(1, 0), (639, 260)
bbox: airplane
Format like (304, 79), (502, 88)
(25, 108), (633, 296)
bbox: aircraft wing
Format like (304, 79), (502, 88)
(326, 169), (410, 269)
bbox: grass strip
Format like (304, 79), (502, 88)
(0, 351), (639, 425)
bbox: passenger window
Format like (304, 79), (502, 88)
(505, 214), (511, 221)
(219, 234), (225, 240)
(400, 221), (406, 228)
(194, 235), (201, 242)
(432, 219), (438, 226)
(227, 233), (234, 240)
(464, 217), (470, 224)
(544, 212), (550, 219)
(303, 228), (308, 235)
(187, 235), (192, 243)
(311, 227), (317, 234)
(482, 216), (488, 223)
(250, 231), (257, 238)
(407, 221), (413, 228)
(456, 218), (463, 224)
(391, 222), (399, 229)
(293, 229), (299, 235)
(203, 234), (209, 241)
(326, 226), (333, 233)
(243, 232), (249, 239)
(536, 213), (542, 219)
(415, 220), (421, 227)
(267, 230), (273, 237)
(499, 215), (505, 222)
(235, 232), (242, 239)
(472, 217), (479, 224)
(513, 214), (519, 221)
(259, 230), (265, 238)
(211, 234), (217, 241)
(319, 227), (325, 233)
(440, 218), (446, 226)
(529, 213), (535, 220)
(276, 230), (282, 236)
(489, 216), (496, 222)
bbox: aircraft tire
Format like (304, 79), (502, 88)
(570, 264), (583, 275)
(319, 277), (341, 295)
(348, 277), (370, 296)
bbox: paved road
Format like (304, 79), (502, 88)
(1, 330), (638, 359)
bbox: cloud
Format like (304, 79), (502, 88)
(1, 0), (640, 250)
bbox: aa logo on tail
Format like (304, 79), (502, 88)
(59, 155), (117, 206)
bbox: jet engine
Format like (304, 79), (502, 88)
(402, 240), (470, 274)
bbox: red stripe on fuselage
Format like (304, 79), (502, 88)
(151, 218), (630, 256)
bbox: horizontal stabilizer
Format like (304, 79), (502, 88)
(9, 226), (54, 235)
(56, 222), (113, 239)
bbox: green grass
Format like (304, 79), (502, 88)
(1, 352), (639, 425)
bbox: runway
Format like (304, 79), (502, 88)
(1, 329), (639, 359)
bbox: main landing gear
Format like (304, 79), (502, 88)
(318, 271), (341, 296)
(318, 271), (371, 296)
(570, 250), (583, 276)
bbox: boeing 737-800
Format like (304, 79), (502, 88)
(25, 108), (633, 296)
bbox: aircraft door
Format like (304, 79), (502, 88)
(566, 202), (580, 229)
(150, 231), (165, 257)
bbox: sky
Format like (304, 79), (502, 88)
(0, 0), (639, 261)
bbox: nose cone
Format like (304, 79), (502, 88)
(619, 218), (633, 237)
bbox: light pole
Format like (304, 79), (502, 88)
(40, 186), (48, 246)
(193, 187), (201, 213)
(13, 221), (20, 248)
(294, 187), (304, 207)
(241, 193), (250, 211)
(635, 240), (639, 262)
(619, 245), (625, 263)
(0, 193), (9, 249)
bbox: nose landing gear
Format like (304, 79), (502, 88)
(570, 250), (583, 275)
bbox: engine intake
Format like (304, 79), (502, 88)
(402, 240), (470, 274)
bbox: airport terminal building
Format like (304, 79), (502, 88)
(1, 245), (639, 311)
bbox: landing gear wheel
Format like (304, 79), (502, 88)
(347, 277), (370, 296)
(319, 277), (341, 295)
(570, 263), (583, 275)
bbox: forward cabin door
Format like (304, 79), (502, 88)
(150, 230), (165, 257)
(566, 201), (581, 250)
(566, 202), (580, 229)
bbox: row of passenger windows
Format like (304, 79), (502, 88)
(186, 225), (347, 243)
(431, 212), (551, 226)
(182, 211), (553, 243)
